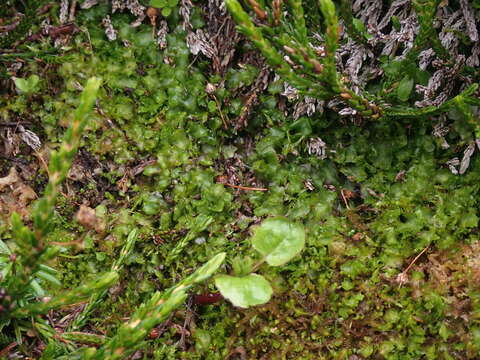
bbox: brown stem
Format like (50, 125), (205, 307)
(403, 246), (429, 274)
(223, 183), (268, 191)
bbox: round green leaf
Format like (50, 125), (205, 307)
(396, 76), (414, 102)
(13, 74), (40, 95)
(215, 274), (272, 308)
(161, 7), (172, 17)
(250, 217), (305, 266)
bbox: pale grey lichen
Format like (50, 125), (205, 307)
(18, 126), (41, 152)
(459, 143), (476, 175)
(80, 0), (99, 9)
(352, 0), (383, 27)
(307, 137), (327, 160)
(293, 96), (323, 120)
(102, 15), (117, 41)
(186, 30), (216, 58)
(459, 0), (478, 42)
(156, 20), (168, 49)
(59, 0), (69, 24)
(446, 158), (460, 175)
(110, 0), (145, 26)
(281, 81), (299, 101)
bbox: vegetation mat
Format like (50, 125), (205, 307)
(1, 0), (480, 358)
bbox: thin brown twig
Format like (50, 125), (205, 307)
(49, 239), (84, 246)
(395, 246), (430, 287)
(340, 189), (350, 209)
(213, 95), (228, 130)
(0, 342), (17, 357)
(403, 245), (429, 274)
(35, 150), (50, 177)
(223, 183), (268, 191)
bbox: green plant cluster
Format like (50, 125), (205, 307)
(0, 78), (120, 351)
(0, 0), (46, 49)
(216, 217), (305, 308)
(150, 0), (179, 17)
(225, 0), (480, 123)
(0, 0), (480, 359)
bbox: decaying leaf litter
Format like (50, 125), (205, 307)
(1, 0), (480, 358)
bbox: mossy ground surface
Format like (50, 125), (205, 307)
(1, 2), (480, 359)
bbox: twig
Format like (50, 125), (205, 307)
(0, 20), (21, 33)
(340, 189), (350, 209)
(0, 122), (32, 126)
(396, 245), (429, 287)
(0, 342), (17, 357)
(34, 151), (51, 178)
(213, 95), (228, 130)
(49, 239), (84, 247)
(403, 246), (429, 274)
(223, 183), (268, 191)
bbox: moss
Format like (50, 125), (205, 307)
(1, 1), (480, 358)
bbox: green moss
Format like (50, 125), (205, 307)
(1, 1), (480, 358)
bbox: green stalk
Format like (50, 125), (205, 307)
(69, 229), (138, 331)
(8, 79), (101, 306)
(85, 253), (226, 360)
(14, 272), (118, 317)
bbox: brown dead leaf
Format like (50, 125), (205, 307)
(0, 167), (37, 219)
(0, 167), (20, 189)
(75, 204), (105, 233)
(14, 184), (37, 204)
(1, 127), (21, 157)
(351, 232), (364, 241)
(117, 172), (131, 193)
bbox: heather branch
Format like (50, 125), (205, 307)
(226, 0), (383, 118)
(86, 253), (226, 360)
(69, 229), (139, 331)
(13, 272), (118, 317)
(8, 78), (101, 307)
(408, 0), (449, 63)
(32, 78), (102, 238)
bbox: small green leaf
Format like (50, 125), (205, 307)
(36, 270), (62, 287)
(13, 75), (40, 95)
(151, 0), (167, 7)
(0, 240), (11, 255)
(215, 274), (272, 308)
(250, 217), (305, 266)
(38, 264), (59, 275)
(439, 322), (450, 341)
(30, 279), (45, 297)
(352, 18), (371, 39)
(396, 76), (414, 102)
(289, 117), (312, 138)
(208, 100), (217, 112)
(161, 7), (172, 16)
(14, 78), (30, 94)
(383, 60), (402, 78)
(232, 256), (253, 277)
(391, 16), (401, 31)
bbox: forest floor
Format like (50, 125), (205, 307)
(1, 1), (480, 359)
